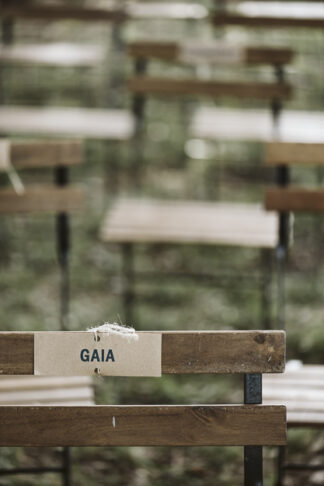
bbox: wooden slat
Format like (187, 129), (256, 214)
(0, 331), (285, 375)
(0, 405), (286, 447)
(190, 108), (324, 144)
(128, 41), (293, 65)
(127, 3), (208, 20)
(0, 185), (84, 214)
(0, 5), (126, 22)
(0, 107), (135, 140)
(9, 140), (83, 169)
(100, 199), (278, 248)
(128, 76), (292, 100)
(265, 142), (324, 167)
(0, 43), (104, 67)
(212, 13), (324, 29)
(265, 187), (324, 212)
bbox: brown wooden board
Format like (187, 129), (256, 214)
(0, 331), (285, 375)
(265, 187), (324, 212)
(128, 41), (293, 65)
(128, 76), (292, 100)
(265, 142), (324, 167)
(0, 5), (126, 22)
(0, 185), (84, 214)
(10, 140), (83, 169)
(0, 405), (286, 447)
(212, 14), (324, 29)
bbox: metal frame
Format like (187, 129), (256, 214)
(244, 373), (263, 486)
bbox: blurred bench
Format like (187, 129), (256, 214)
(264, 361), (324, 485)
(128, 40), (293, 66)
(0, 329), (286, 486)
(0, 42), (104, 67)
(264, 142), (324, 483)
(212, 2), (324, 29)
(0, 375), (94, 484)
(0, 139), (84, 330)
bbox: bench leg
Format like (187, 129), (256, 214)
(244, 374), (263, 486)
(122, 243), (135, 326)
(62, 447), (71, 486)
(275, 446), (285, 486)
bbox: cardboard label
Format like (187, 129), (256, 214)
(179, 41), (244, 65)
(0, 141), (10, 171)
(34, 332), (162, 377)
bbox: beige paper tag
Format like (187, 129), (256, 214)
(34, 332), (162, 377)
(0, 140), (10, 171)
(179, 41), (244, 65)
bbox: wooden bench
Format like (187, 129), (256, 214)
(128, 40), (293, 66)
(0, 330), (286, 486)
(0, 43), (105, 67)
(212, 2), (324, 29)
(100, 198), (278, 327)
(0, 375), (94, 483)
(0, 139), (84, 331)
(263, 361), (324, 485)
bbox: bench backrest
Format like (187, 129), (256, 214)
(265, 142), (324, 212)
(0, 139), (84, 214)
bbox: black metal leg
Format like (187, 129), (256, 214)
(244, 374), (263, 486)
(276, 244), (286, 330)
(260, 248), (272, 330)
(122, 243), (135, 326)
(62, 447), (71, 486)
(132, 57), (147, 189)
(276, 446), (285, 486)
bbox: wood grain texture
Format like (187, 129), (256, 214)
(212, 14), (324, 29)
(100, 198), (278, 248)
(265, 187), (324, 212)
(128, 41), (293, 65)
(0, 405), (286, 446)
(128, 76), (292, 100)
(265, 142), (324, 166)
(0, 331), (285, 375)
(10, 140), (83, 169)
(0, 185), (84, 214)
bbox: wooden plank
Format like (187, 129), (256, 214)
(212, 14), (324, 29)
(0, 331), (285, 375)
(100, 199), (278, 248)
(0, 185), (84, 214)
(127, 3), (208, 20)
(0, 107), (135, 140)
(0, 405), (286, 447)
(265, 142), (324, 167)
(128, 41), (293, 65)
(190, 108), (324, 144)
(0, 4), (126, 22)
(128, 76), (292, 100)
(265, 187), (324, 212)
(9, 140), (83, 169)
(0, 43), (104, 67)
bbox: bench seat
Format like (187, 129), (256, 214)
(100, 198), (278, 248)
(264, 362), (324, 427)
(0, 43), (104, 67)
(0, 106), (135, 140)
(190, 108), (324, 144)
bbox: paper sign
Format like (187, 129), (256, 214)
(0, 141), (10, 171)
(34, 332), (162, 377)
(178, 41), (244, 65)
